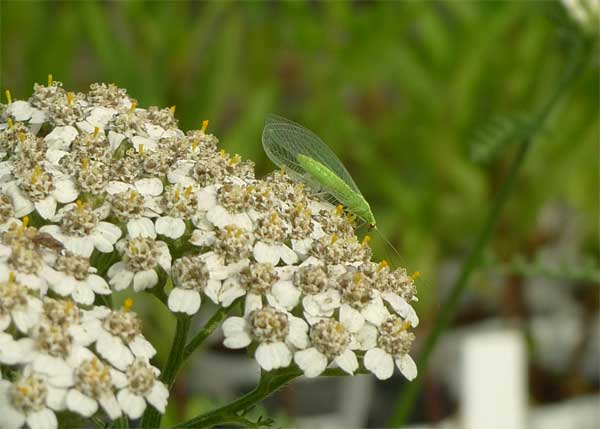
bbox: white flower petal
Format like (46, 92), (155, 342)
(133, 270), (158, 291)
(135, 177), (163, 197)
(270, 280), (300, 311)
(222, 317), (252, 349)
(99, 394), (121, 420)
(167, 288), (201, 315)
(145, 382), (169, 414)
(255, 342), (292, 371)
(155, 241), (172, 271)
(86, 274), (111, 294)
(334, 349), (358, 375)
(291, 238), (313, 257)
(117, 389), (146, 419)
(279, 244), (299, 265)
(395, 354), (418, 381)
(95, 221), (122, 245)
(203, 279), (221, 304)
(127, 217), (156, 239)
(44, 126), (78, 148)
(109, 267), (134, 291)
(383, 292), (419, 327)
(34, 196), (57, 219)
(356, 323), (378, 350)
(253, 242), (280, 265)
(27, 408), (57, 429)
(339, 304), (364, 333)
(130, 335), (157, 360)
(131, 136), (157, 153)
(364, 348), (394, 380)
(244, 293), (263, 316)
(72, 282), (94, 305)
(8, 100), (33, 121)
(46, 386), (67, 411)
(219, 279), (246, 307)
(294, 347), (328, 378)
(0, 333), (23, 364)
(53, 177), (79, 203)
(97, 335), (133, 371)
(155, 216), (186, 239)
(362, 296), (389, 326)
(108, 131), (126, 151)
(66, 389), (98, 417)
(287, 316), (309, 350)
(5, 182), (34, 217)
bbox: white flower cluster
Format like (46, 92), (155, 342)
(0, 78), (420, 428)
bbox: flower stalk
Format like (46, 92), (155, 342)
(388, 35), (593, 427)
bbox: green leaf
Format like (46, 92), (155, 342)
(470, 114), (533, 163)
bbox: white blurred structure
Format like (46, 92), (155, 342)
(461, 330), (527, 429)
(410, 327), (599, 429)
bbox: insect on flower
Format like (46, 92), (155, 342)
(262, 114), (376, 228)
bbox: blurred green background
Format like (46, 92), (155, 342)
(1, 0), (597, 425)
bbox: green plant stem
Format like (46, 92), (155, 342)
(175, 367), (356, 428)
(176, 368), (300, 428)
(182, 305), (233, 363)
(140, 314), (191, 429)
(388, 37), (591, 427)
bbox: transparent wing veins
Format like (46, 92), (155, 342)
(262, 115), (361, 194)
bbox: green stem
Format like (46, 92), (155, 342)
(175, 367), (356, 428)
(140, 314), (191, 429)
(388, 37), (591, 427)
(182, 305), (234, 363)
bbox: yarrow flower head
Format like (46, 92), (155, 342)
(0, 79), (421, 427)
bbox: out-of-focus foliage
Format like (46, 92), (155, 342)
(1, 0), (597, 358)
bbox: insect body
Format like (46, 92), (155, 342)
(262, 114), (376, 227)
(296, 154), (375, 226)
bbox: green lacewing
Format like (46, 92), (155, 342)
(261, 114), (376, 228)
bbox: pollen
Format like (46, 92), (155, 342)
(330, 234), (338, 245)
(22, 216), (30, 228)
(378, 260), (388, 271)
(174, 188), (180, 201)
(410, 271), (421, 281)
(362, 235), (371, 246)
(5, 89), (12, 104)
(353, 272), (363, 284)
(201, 119), (209, 133)
(184, 185), (193, 197)
(66, 92), (75, 106)
(8, 271), (15, 284)
(123, 298), (134, 312)
(230, 154), (241, 166)
(18, 132), (26, 143)
(76, 199), (84, 211)
(336, 204), (344, 216)
(48, 74), (53, 86)
(129, 101), (137, 113)
(191, 139), (199, 151)
(7, 118), (13, 129)
(169, 105), (176, 115)
(82, 157), (89, 170)
(138, 144), (144, 155)
(128, 191), (138, 203)
(65, 300), (74, 312)
(93, 127), (100, 138)
(219, 148), (227, 159)
(31, 165), (42, 184)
